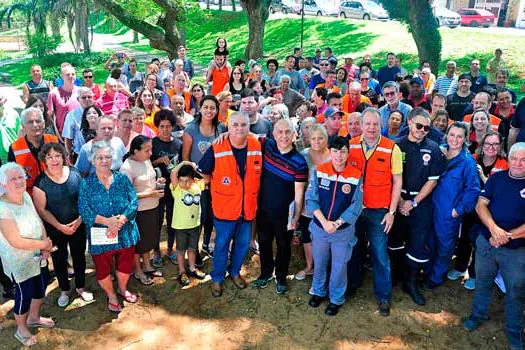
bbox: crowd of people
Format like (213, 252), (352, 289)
(0, 39), (524, 349)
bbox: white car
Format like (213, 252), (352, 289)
(339, 0), (389, 21)
(434, 7), (461, 28)
(292, 0), (338, 17)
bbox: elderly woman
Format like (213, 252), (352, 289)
(306, 136), (363, 316)
(384, 110), (403, 140)
(269, 103), (290, 126)
(295, 124), (331, 281)
(0, 163), (54, 346)
(78, 141), (140, 312)
(448, 131), (509, 290)
(120, 136), (164, 285)
(296, 116), (316, 152)
(33, 143), (93, 307)
(426, 122), (480, 289)
(131, 107), (156, 138)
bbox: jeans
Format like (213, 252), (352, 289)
(49, 225), (87, 291)
(200, 188), (214, 248)
(470, 236), (525, 349)
(257, 211), (292, 282)
(454, 211), (478, 278)
(348, 208), (391, 302)
(211, 219), (252, 283)
(310, 222), (355, 305)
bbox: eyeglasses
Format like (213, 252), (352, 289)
(80, 96), (93, 100)
(45, 154), (63, 161)
(83, 75), (93, 79)
(484, 142), (501, 148)
(384, 92), (396, 97)
(361, 78), (369, 81)
(320, 63), (329, 66)
(192, 89), (203, 92)
(415, 123), (430, 132)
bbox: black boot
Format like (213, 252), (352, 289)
(403, 268), (426, 306)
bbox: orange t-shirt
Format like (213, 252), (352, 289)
(342, 95), (371, 114)
(315, 83), (341, 94)
(167, 89), (191, 113)
(211, 66), (230, 96)
(144, 106), (160, 135)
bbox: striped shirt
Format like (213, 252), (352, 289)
(434, 75), (457, 96)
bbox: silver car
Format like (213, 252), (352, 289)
(293, 0), (338, 17)
(339, 0), (389, 21)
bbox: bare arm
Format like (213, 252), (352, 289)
(0, 218), (52, 251)
(22, 84), (30, 103)
(291, 182), (306, 227)
(508, 127), (519, 150)
(181, 131), (193, 161)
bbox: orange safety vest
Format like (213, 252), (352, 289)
(11, 134), (58, 195)
(315, 83), (341, 94)
(463, 113), (501, 132)
(472, 154), (509, 176)
(348, 136), (394, 209)
(210, 135), (262, 221)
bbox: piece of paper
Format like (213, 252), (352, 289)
(90, 227), (118, 245)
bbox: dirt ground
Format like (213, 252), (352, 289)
(0, 227), (510, 350)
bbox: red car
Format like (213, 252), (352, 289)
(457, 8), (496, 27)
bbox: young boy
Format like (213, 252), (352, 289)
(170, 161), (206, 286)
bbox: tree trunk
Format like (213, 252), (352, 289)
(232, 0), (236, 11)
(78, 1), (90, 54)
(241, 0), (271, 59)
(50, 15), (62, 36)
(95, 0), (184, 59)
(206, 0), (210, 10)
(74, 9), (82, 52)
(406, 0), (441, 73)
(133, 30), (139, 43)
(219, 0), (223, 11)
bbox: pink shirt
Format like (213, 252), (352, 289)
(95, 92), (130, 116)
(47, 86), (80, 134)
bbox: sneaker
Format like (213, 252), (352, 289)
(253, 276), (274, 289)
(76, 288), (94, 302)
(379, 301), (390, 317)
(195, 253), (205, 268)
(462, 316), (484, 331)
(464, 278), (476, 290)
(58, 292), (69, 307)
(276, 281), (288, 295)
(188, 268), (206, 280)
(202, 245), (214, 258)
(447, 269), (465, 281)
(152, 256), (163, 268)
(178, 272), (190, 287)
(167, 252), (177, 264)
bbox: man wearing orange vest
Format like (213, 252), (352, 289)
(8, 107), (58, 196)
(346, 107), (403, 317)
(198, 112), (262, 297)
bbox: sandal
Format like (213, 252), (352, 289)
(76, 288), (94, 302)
(133, 273), (153, 286)
(107, 298), (122, 313)
(14, 331), (37, 346)
(117, 290), (138, 303)
(144, 269), (163, 278)
(27, 317), (55, 328)
(295, 269), (314, 281)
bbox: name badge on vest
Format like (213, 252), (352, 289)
(320, 178), (330, 188)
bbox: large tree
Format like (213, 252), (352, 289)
(240, 0), (271, 59)
(94, 0), (185, 59)
(379, 0), (441, 72)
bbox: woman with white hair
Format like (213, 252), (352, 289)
(268, 103), (289, 126)
(0, 162), (55, 346)
(172, 58), (190, 88)
(78, 140), (140, 313)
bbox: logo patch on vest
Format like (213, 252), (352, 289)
(422, 153), (431, 166)
(320, 178), (331, 188)
(521, 188), (525, 199)
(221, 177), (231, 185)
(341, 184), (352, 194)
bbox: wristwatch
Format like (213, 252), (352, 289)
(335, 218), (344, 227)
(411, 199), (418, 208)
(389, 210), (396, 216)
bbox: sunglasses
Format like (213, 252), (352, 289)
(84, 75), (93, 79)
(415, 123), (430, 132)
(320, 63), (329, 66)
(384, 92), (396, 97)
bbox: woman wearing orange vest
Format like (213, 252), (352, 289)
(197, 112), (262, 298)
(448, 131), (508, 290)
(8, 107), (58, 196)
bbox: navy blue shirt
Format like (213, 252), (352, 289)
(396, 136), (445, 204)
(377, 65), (401, 87)
(479, 171), (525, 249)
(464, 72), (488, 94)
(309, 73), (325, 90)
(511, 97), (525, 144)
(258, 138), (308, 217)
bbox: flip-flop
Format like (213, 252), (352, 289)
(117, 290), (138, 303)
(133, 273), (153, 286)
(27, 318), (55, 328)
(107, 298), (122, 313)
(144, 269), (163, 278)
(14, 331), (37, 347)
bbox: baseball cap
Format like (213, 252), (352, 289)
(325, 106), (344, 119)
(409, 77), (424, 86)
(315, 48), (322, 52)
(458, 73), (470, 81)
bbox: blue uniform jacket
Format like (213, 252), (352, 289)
(432, 148), (480, 221)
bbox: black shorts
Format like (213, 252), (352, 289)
(299, 215), (312, 244)
(175, 226), (201, 252)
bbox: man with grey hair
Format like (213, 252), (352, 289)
(7, 107), (58, 195)
(75, 115), (126, 177)
(254, 118), (308, 294)
(198, 111), (263, 298)
(46, 63), (80, 134)
(62, 87), (95, 163)
(378, 81), (412, 134)
(347, 107), (403, 317)
(279, 75), (306, 118)
(95, 77), (129, 116)
(463, 142), (525, 350)
(435, 61), (457, 96)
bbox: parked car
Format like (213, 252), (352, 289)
(339, 0), (389, 21)
(291, 0), (338, 17)
(457, 8), (496, 27)
(269, 0), (292, 14)
(434, 6), (461, 28)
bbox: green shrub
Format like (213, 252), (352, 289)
(26, 32), (62, 58)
